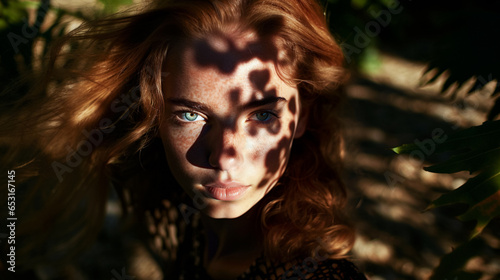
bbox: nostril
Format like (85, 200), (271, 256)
(225, 146), (236, 157)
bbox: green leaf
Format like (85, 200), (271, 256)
(394, 120), (500, 157)
(458, 188), (500, 237)
(430, 238), (484, 280)
(394, 120), (500, 237)
(429, 120), (500, 154)
(391, 143), (417, 154)
(429, 167), (500, 237)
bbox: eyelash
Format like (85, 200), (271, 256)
(171, 110), (279, 124)
(248, 110), (279, 124)
(180, 112), (205, 122)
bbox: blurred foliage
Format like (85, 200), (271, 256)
(98, 0), (133, 14)
(395, 120), (500, 237)
(327, 0), (500, 279)
(324, 0), (500, 117)
(0, 0), (76, 93)
(395, 120), (500, 279)
(0, 0), (132, 91)
(429, 238), (484, 280)
(416, 1), (500, 120)
(0, 0), (40, 87)
(323, 0), (500, 278)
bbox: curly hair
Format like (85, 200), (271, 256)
(1, 0), (353, 270)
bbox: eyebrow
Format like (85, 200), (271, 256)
(166, 98), (210, 112)
(240, 96), (287, 111)
(166, 96), (287, 112)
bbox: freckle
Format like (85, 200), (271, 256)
(171, 127), (198, 150)
(251, 150), (259, 161)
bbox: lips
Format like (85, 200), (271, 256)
(203, 181), (250, 201)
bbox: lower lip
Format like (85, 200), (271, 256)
(204, 186), (250, 201)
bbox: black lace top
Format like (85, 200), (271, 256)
(189, 254), (368, 280)
(237, 257), (367, 280)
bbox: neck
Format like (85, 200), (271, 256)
(201, 205), (263, 259)
(200, 205), (264, 279)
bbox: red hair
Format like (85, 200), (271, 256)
(1, 0), (353, 269)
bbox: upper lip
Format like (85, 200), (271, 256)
(204, 181), (248, 189)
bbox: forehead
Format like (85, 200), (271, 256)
(163, 31), (295, 104)
(187, 31), (278, 74)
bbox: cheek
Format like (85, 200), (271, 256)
(264, 137), (292, 174)
(160, 125), (201, 163)
(249, 118), (296, 176)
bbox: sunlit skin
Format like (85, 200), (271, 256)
(158, 30), (307, 279)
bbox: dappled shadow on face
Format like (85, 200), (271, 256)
(230, 88), (241, 104)
(182, 34), (298, 195)
(249, 69), (271, 92)
(185, 69), (294, 176)
(193, 34), (277, 75)
(288, 95), (296, 115)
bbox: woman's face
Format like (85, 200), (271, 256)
(159, 32), (306, 218)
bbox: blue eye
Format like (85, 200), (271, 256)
(181, 112), (204, 122)
(255, 112), (271, 121)
(251, 111), (277, 122)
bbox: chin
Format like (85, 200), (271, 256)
(201, 200), (257, 219)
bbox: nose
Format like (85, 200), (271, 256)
(208, 126), (243, 171)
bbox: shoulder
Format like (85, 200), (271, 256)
(240, 256), (367, 280)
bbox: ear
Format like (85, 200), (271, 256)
(294, 101), (309, 139)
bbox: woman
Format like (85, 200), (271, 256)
(1, 0), (366, 279)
